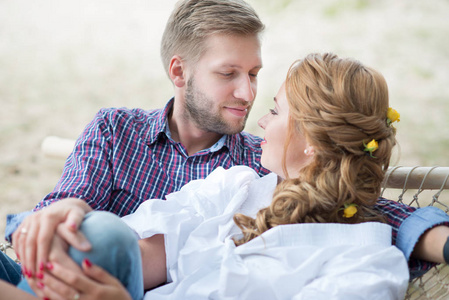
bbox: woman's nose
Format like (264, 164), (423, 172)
(258, 114), (268, 129)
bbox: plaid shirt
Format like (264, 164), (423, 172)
(18, 99), (448, 277)
(34, 99), (269, 216)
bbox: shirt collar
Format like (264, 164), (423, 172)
(147, 98), (242, 160)
(223, 133), (243, 162)
(147, 98), (174, 144)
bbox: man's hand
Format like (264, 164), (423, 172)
(12, 198), (93, 280)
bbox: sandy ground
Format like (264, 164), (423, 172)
(1, 0), (449, 242)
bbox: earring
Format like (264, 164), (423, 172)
(304, 147), (314, 156)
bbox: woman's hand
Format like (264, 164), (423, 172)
(25, 231), (81, 299)
(42, 259), (132, 300)
(12, 198), (93, 281)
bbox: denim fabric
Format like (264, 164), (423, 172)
(397, 206), (449, 278)
(0, 250), (22, 285)
(18, 211), (143, 300)
(4, 211), (33, 243)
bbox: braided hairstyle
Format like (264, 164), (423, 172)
(234, 53), (396, 245)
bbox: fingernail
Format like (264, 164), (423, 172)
(44, 298), (50, 300)
(83, 258), (92, 268)
(69, 222), (77, 230)
(37, 272), (44, 280)
(28, 270), (34, 278)
(46, 262), (53, 270)
(37, 282), (44, 289)
(39, 262), (44, 271)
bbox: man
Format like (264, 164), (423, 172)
(3, 0), (449, 297)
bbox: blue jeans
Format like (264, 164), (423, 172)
(0, 248), (22, 285)
(3, 211), (143, 300)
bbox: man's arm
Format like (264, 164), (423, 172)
(413, 225), (449, 263)
(375, 198), (449, 277)
(5, 109), (116, 243)
(34, 108), (116, 212)
(8, 109), (121, 283)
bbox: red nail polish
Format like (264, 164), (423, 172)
(39, 262), (44, 271)
(16, 253), (20, 260)
(37, 282), (44, 289)
(44, 298), (50, 300)
(37, 272), (44, 280)
(83, 258), (92, 268)
(46, 262), (53, 270)
(70, 222), (77, 230)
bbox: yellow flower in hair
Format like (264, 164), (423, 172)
(387, 107), (400, 126)
(363, 139), (378, 158)
(343, 203), (358, 218)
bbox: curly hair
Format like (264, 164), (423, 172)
(234, 53), (397, 246)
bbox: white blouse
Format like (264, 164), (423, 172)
(122, 166), (409, 300)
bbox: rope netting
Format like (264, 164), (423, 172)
(382, 166), (449, 299)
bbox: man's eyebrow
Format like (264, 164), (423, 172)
(219, 64), (263, 70)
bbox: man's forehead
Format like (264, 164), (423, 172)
(201, 34), (262, 63)
(199, 40), (261, 71)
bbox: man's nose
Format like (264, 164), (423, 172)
(234, 76), (255, 103)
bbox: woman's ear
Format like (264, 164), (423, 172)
(169, 55), (186, 88)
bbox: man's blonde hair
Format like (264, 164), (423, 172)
(161, 0), (265, 76)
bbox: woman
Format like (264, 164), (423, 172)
(1, 53), (409, 299)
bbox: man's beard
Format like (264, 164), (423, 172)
(184, 78), (251, 135)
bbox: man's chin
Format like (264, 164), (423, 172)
(201, 118), (247, 135)
(221, 123), (246, 135)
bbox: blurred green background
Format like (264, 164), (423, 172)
(1, 0), (449, 239)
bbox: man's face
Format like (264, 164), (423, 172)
(183, 34), (262, 135)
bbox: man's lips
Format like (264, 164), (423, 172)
(225, 106), (248, 118)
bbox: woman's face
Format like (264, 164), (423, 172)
(258, 82), (311, 179)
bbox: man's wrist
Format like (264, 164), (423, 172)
(5, 211), (33, 242)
